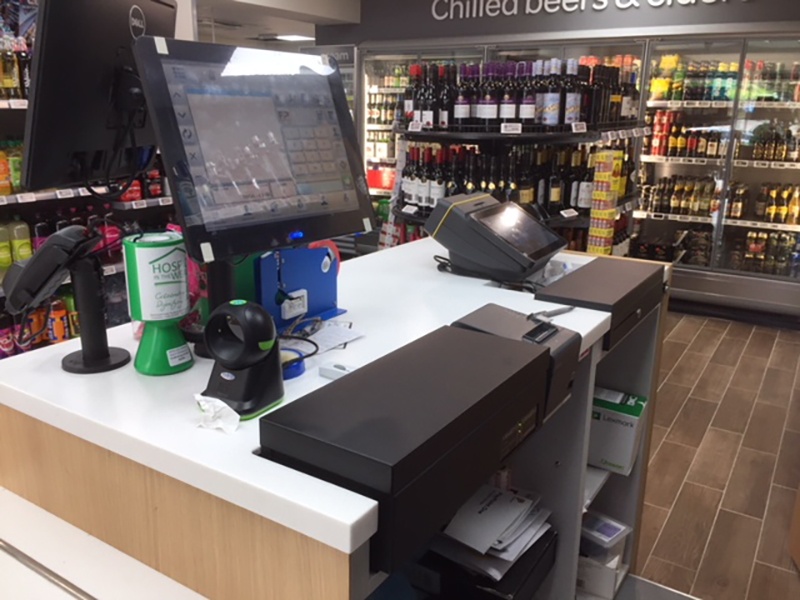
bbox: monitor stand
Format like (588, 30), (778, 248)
(62, 256), (131, 374)
(191, 259), (237, 359)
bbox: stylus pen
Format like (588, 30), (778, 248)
(528, 305), (575, 321)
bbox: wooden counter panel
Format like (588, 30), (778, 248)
(0, 405), (351, 600)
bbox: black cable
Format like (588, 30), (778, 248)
(15, 303), (52, 347)
(279, 335), (320, 368)
(433, 255), (538, 293)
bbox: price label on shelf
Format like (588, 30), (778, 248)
(601, 131), (611, 142)
(571, 122), (587, 133)
(754, 101), (768, 108)
(788, 163), (800, 170)
(768, 223), (781, 230)
(56, 189), (75, 199)
(684, 101), (699, 108)
(772, 162), (788, 169)
(775, 102), (791, 109)
(9, 99), (27, 109)
(501, 122), (523, 135)
(159, 197), (173, 206)
(697, 101), (712, 108)
(0, 101), (9, 109)
(619, 129), (630, 139)
(652, 155), (667, 163)
(16, 193), (36, 203)
(754, 161), (770, 169)
(0, 196), (8, 206)
(132, 200), (148, 210)
(401, 205), (419, 215)
(676, 215), (690, 222)
(644, 127), (653, 135)
(695, 158), (708, 165)
(608, 130), (619, 141)
(78, 187), (91, 197)
(668, 101), (682, 109)
(103, 265), (118, 276)
(734, 160), (751, 168)
(689, 216), (704, 223)
(652, 213), (666, 220)
(407, 121), (423, 132)
(712, 101), (730, 108)
(633, 127), (643, 137)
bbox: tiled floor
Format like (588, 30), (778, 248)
(637, 313), (800, 600)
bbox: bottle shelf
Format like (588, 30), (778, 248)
(366, 124), (394, 131)
(647, 100), (734, 109)
(0, 186), (108, 206)
(740, 101), (800, 111)
(367, 157), (397, 164)
(547, 214), (591, 229)
(0, 99), (28, 110)
(723, 218), (800, 233)
(367, 86), (405, 95)
(110, 197), (173, 210)
(399, 122), (647, 145)
(633, 210), (714, 224)
(732, 159), (800, 170)
(641, 155), (726, 167)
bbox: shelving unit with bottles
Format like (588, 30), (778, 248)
(358, 42), (647, 253)
(635, 38), (800, 302)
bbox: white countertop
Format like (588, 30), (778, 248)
(0, 238), (611, 554)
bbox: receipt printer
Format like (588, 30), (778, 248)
(259, 326), (550, 572)
(452, 303), (581, 424)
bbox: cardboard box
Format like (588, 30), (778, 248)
(588, 388), (648, 476)
(791, 487), (800, 571)
(576, 555), (627, 600)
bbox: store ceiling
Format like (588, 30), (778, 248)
(196, 0), (316, 46)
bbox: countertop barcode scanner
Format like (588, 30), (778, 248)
(202, 300), (284, 420)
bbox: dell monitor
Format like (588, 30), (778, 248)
(132, 38), (376, 307)
(23, 0), (177, 192)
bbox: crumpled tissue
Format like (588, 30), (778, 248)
(196, 394), (240, 434)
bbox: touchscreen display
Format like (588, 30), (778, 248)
(476, 204), (564, 258)
(161, 54), (358, 232)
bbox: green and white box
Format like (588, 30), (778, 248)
(588, 388), (648, 476)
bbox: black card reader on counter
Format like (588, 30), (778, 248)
(453, 303), (581, 424)
(259, 326), (550, 572)
(424, 195), (567, 284)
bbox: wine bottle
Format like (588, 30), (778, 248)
(478, 63), (500, 131)
(518, 151), (535, 207)
(413, 146), (430, 207)
(446, 147), (462, 197)
(519, 62), (536, 126)
(563, 59), (581, 126)
(404, 64), (417, 123)
(453, 64), (471, 131)
(499, 62), (519, 124)
(542, 59), (563, 127)
(412, 64), (425, 124)
(535, 60), (548, 125)
(548, 151), (566, 214)
(464, 150), (478, 194)
(429, 148), (446, 210)
(403, 146), (418, 209)
(577, 147), (595, 215)
(421, 64), (437, 130)
(568, 147), (585, 209)
(438, 64), (454, 130)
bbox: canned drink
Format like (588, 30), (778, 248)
(48, 299), (70, 343)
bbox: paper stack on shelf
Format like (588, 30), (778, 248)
(430, 485), (552, 582)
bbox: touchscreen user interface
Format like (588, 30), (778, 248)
(161, 53), (357, 232)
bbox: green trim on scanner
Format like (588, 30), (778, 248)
(239, 397), (284, 421)
(230, 299), (247, 306)
(258, 339), (276, 352)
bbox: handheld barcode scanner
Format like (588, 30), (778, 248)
(202, 300), (284, 420)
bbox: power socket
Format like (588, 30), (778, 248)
(281, 289), (308, 320)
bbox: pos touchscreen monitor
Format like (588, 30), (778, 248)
(133, 38), (375, 266)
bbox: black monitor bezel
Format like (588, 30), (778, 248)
(471, 202), (567, 265)
(133, 36), (376, 264)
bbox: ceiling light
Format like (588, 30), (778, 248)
(276, 34), (315, 42)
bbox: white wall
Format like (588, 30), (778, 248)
(175, 0), (198, 40)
